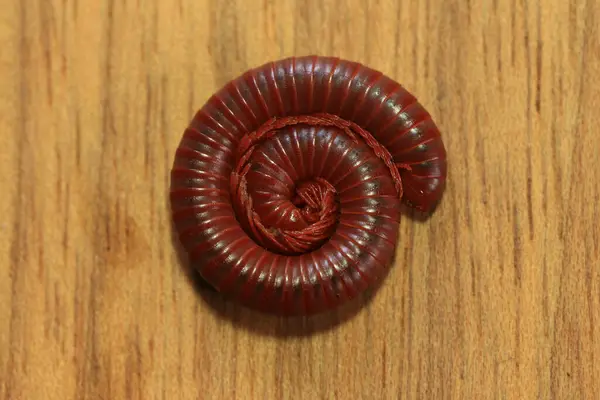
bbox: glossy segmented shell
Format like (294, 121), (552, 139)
(170, 55), (447, 316)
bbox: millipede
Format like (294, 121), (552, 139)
(170, 55), (447, 316)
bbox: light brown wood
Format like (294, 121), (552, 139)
(1, 0), (599, 398)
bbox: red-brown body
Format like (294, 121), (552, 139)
(170, 56), (447, 316)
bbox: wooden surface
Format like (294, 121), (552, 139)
(1, 0), (599, 399)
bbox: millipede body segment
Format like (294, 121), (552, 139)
(170, 56), (447, 316)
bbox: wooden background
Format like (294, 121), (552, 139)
(1, 0), (599, 399)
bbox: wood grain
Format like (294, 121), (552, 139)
(1, 0), (599, 398)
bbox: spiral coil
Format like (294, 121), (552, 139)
(170, 56), (447, 316)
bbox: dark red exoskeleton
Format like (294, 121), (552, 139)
(170, 56), (447, 316)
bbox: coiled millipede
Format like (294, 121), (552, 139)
(170, 56), (447, 316)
